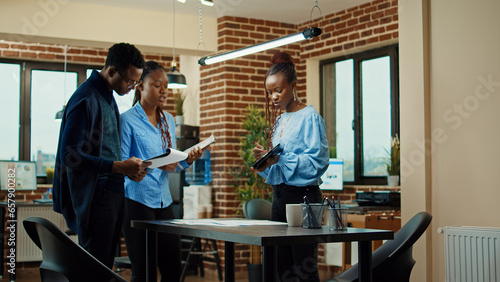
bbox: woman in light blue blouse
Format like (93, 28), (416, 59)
(253, 52), (329, 282)
(120, 61), (203, 282)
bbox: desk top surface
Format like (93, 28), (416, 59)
(131, 218), (394, 246)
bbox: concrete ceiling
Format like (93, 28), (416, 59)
(71, 0), (373, 24)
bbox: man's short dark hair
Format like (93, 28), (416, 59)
(105, 43), (145, 71)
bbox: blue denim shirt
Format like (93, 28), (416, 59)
(121, 102), (189, 209)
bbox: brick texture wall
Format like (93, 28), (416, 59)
(0, 41), (179, 114)
(199, 0), (399, 274)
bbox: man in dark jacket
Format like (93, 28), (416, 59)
(52, 43), (151, 268)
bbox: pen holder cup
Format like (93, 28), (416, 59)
(301, 203), (324, 229)
(328, 208), (348, 230)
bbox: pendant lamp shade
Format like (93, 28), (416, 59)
(55, 45), (69, 121)
(167, 63), (187, 89)
(55, 105), (65, 120)
(167, 0), (187, 89)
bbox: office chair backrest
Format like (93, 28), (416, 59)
(243, 198), (272, 220)
(330, 211), (432, 282)
(23, 216), (127, 282)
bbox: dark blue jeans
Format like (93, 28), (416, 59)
(271, 184), (322, 282)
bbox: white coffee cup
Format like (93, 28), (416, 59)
(286, 204), (303, 227)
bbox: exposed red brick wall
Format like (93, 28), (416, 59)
(199, 0), (399, 273)
(0, 40), (179, 115)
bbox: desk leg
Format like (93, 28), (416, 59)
(224, 242), (235, 282)
(146, 230), (157, 282)
(358, 241), (372, 282)
(262, 246), (275, 282)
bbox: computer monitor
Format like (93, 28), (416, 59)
(0, 160), (37, 191)
(320, 158), (344, 191)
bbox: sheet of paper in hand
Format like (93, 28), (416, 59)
(146, 148), (188, 169)
(183, 134), (215, 154)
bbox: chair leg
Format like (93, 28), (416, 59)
(180, 237), (198, 282)
(40, 268), (70, 282)
(180, 238), (223, 282)
(210, 240), (223, 281)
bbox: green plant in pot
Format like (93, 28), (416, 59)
(230, 105), (272, 279)
(173, 89), (185, 125)
(386, 135), (400, 186)
(45, 167), (54, 184)
(231, 105), (272, 208)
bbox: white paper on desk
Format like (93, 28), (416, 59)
(146, 148), (188, 168)
(167, 219), (288, 227)
(183, 134), (215, 154)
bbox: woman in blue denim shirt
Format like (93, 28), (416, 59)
(120, 61), (203, 282)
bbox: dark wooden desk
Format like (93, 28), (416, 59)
(131, 219), (393, 282)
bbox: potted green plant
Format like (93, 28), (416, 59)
(45, 167), (54, 184)
(386, 134), (400, 186)
(173, 90), (185, 125)
(231, 105), (272, 206)
(230, 105), (272, 281)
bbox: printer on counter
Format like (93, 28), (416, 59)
(354, 191), (401, 207)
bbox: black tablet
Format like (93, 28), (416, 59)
(252, 143), (281, 169)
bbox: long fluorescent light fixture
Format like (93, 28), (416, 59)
(198, 27), (322, 66)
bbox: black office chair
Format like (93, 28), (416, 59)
(243, 198), (272, 220)
(23, 216), (127, 282)
(327, 211), (432, 282)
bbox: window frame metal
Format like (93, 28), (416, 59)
(320, 44), (400, 185)
(0, 58), (100, 161)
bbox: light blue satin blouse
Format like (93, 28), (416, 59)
(258, 105), (329, 187)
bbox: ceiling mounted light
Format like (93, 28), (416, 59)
(167, 0), (187, 89)
(198, 27), (321, 66)
(176, 0), (186, 3)
(201, 0), (214, 6)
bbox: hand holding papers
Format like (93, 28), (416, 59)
(146, 135), (216, 169)
(184, 134), (215, 154)
(146, 148), (188, 169)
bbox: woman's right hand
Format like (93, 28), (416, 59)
(252, 142), (266, 160)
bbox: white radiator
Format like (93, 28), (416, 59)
(17, 205), (74, 262)
(444, 226), (500, 282)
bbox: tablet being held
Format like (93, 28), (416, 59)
(252, 143), (281, 170)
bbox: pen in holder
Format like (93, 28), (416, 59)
(42, 187), (52, 200)
(328, 207), (348, 230)
(301, 197), (324, 229)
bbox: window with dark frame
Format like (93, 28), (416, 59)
(0, 59), (100, 176)
(320, 44), (399, 185)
